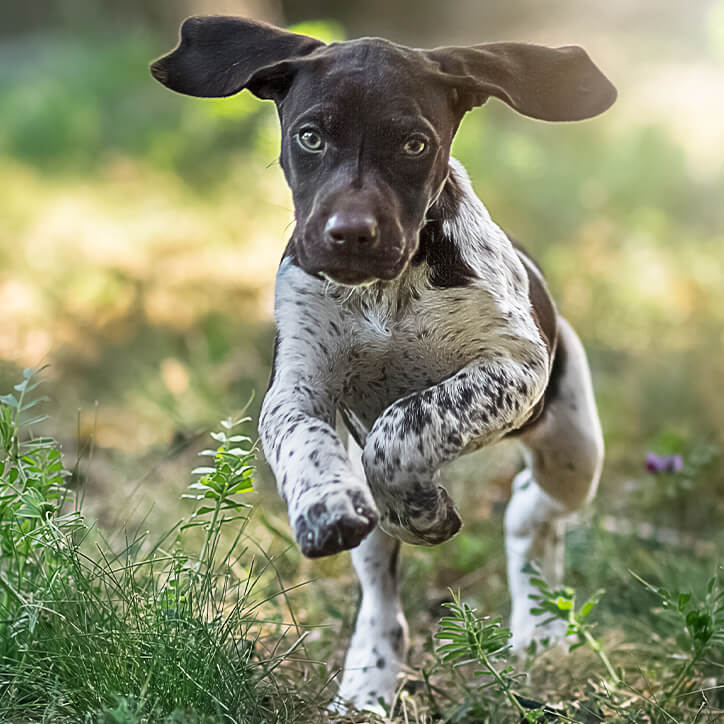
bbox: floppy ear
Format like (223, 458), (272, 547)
(426, 42), (616, 122)
(150, 16), (324, 100)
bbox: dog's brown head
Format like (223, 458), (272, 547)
(152, 17), (616, 286)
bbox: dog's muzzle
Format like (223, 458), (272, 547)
(296, 211), (410, 285)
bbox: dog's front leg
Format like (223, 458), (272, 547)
(260, 370), (379, 557)
(259, 262), (379, 557)
(362, 356), (548, 545)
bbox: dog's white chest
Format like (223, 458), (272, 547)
(338, 289), (506, 423)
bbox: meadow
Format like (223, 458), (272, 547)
(1, 16), (723, 723)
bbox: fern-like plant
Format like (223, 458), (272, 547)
(434, 590), (543, 721)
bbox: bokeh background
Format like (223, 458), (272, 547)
(1, 0), (723, 680)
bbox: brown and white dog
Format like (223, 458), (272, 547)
(152, 17), (614, 714)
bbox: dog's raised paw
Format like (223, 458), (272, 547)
(378, 484), (462, 546)
(293, 487), (378, 558)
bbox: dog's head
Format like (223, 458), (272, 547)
(152, 17), (616, 286)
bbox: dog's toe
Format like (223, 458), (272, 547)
(294, 489), (378, 558)
(296, 510), (376, 557)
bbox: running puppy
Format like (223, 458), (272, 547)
(152, 17), (615, 714)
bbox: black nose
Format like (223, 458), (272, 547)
(324, 212), (378, 250)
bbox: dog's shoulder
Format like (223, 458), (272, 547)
(506, 236), (558, 365)
(422, 158), (560, 430)
(506, 239), (560, 431)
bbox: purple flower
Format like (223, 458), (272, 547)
(645, 452), (684, 474)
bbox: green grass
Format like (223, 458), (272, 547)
(2, 373), (722, 723)
(0, 371), (326, 723)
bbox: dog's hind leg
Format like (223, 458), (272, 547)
(334, 437), (408, 716)
(504, 317), (604, 651)
(505, 467), (569, 651)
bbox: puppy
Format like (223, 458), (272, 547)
(152, 17), (614, 713)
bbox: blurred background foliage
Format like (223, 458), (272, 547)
(1, 0), (723, 680)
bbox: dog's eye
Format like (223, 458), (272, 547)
(402, 136), (428, 156)
(297, 128), (324, 152)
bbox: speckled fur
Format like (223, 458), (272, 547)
(259, 159), (604, 711)
(261, 160), (550, 548)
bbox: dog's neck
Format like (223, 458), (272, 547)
(412, 160), (477, 288)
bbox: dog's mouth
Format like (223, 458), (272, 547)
(320, 268), (378, 286)
(295, 233), (414, 287)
